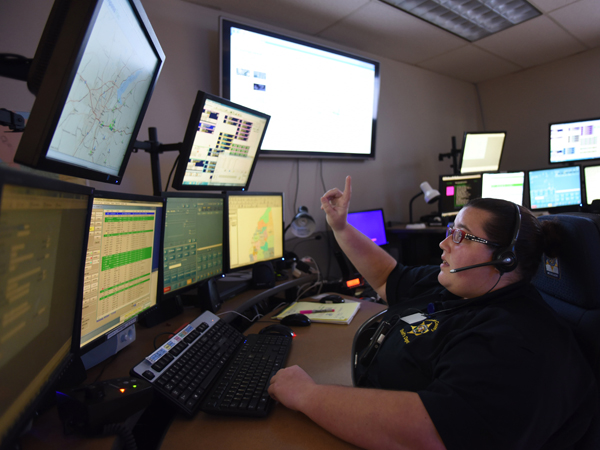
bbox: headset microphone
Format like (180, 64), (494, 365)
(449, 257), (515, 273)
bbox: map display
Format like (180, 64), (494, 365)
(46, 0), (160, 175)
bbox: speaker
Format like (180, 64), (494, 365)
(198, 278), (222, 313)
(252, 262), (275, 289)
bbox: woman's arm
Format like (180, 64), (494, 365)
(321, 176), (397, 300)
(269, 365), (446, 450)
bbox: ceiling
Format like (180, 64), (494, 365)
(183, 0), (600, 83)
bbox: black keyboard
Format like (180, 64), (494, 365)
(131, 311), (291, 417)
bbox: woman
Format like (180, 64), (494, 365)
(268, 176), (596, 450)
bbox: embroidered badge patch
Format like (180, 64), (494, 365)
(400, 319), (439, 344)
(544, 256), (560, 279)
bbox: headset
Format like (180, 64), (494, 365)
(450, 202), (521, 274)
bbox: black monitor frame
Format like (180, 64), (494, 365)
(549, 116), (600, 165)
(12, 0), (165, 184)
(438, 173), (483, 218)
(527, 165), (583, 213)
(459, 131), (507, 174)
(224, 191), (285, 273)
(0, 166), (93, 449)
(171, 90), (270, 191)
(160, 191), (225, 301)
(78, 190), (164, 360)
(347, 208), (389, 247)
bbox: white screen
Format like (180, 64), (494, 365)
(460, 132), (506, 174)
(481, 172), (524, 205)
(225, 23), (379, 157)
(584, 165), (600, 203)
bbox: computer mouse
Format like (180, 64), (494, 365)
(320, 294), (345, 304)
(280, 313), (311, 327)
(258, 323), (295, 338)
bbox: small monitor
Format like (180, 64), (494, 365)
(439, 174), (483, 218)
(528, 166), (582, 210)
(347, 209), (388, 246)
(13, 0), (165, 184)
(460, 132), (506, 174)
(226, 192), (284, 271)
(481, 172), (525, 205)
(584, 165), (600, 204)
(550, 117), (600, 164)
(0, 167), (92, 448)
(162, 193), (224, 298)
(79, 191), (164, 368)
(171, 91), (270, 191)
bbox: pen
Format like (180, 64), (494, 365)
(299, 309), (335, 314)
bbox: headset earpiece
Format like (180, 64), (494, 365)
(493, 203), (521, 274)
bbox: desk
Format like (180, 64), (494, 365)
(19, 290), (385, 450)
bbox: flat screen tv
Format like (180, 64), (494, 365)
(528, 166), (582, 211)
(220, 18), (380, 160)
(549, 117), (600, 164)
(12, 0), (165, 184)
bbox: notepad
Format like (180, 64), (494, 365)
(272, 301), (361, 325)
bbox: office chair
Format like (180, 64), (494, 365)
(351, 213), (600, 448)
(531, 213), (600, 450)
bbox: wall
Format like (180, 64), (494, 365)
(478, 47), (600, 174)
(0, 0), (481, 234)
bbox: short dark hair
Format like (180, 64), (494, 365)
(465, 198), (562, 280)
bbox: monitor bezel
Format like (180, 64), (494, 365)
(459, 131), (507, 174)
(224, 191), (285, 273)
(548, 116), (600, 165)
(0, 166), (93, 449)
(438, 173), (483, 217)
(584, 164), (600, 205)
(160, 191), (226, 301)
(13, 0), (165, 185)
(78, 190), (165, 356)
(171, 90), (270, 191)
(481, 171), (525, 206)
(347, 208), (389, 246)
(220, 17), (380, 160)
(527, 165), (583, 212)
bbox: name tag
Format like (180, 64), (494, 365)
(400, 313), (428, 324)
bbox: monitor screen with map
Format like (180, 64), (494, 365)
(14, 0), (165, 184)
(225, 192), (284, 271)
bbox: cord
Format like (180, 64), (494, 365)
(217, 310), (262, 322)
(164, 154), (179, 192)
(102, 423), (137, 450)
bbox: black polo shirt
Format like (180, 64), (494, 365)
(358, 264), (596, 450)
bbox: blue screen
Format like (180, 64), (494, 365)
(528, 166), (581, 209)
(347, 209), (388, 246)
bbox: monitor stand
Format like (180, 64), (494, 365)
(80, 323), (136, 370)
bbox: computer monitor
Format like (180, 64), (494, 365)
(549, 117), (600, 164)
(438, 174), (483, 219)
(347, 209), (388, 246)
(460, 132), (506, 174)
(79, 191), (163, 369)
(226, 192), (284, 271)
(584, 165), (600, 204)
(162, 193), (224, 298)
(481, 172), (525, 205)
(12, 0), (165, 184)
(528, 166), (582, 211)
(220, 18), (379, 160)
(0, 166), (92, 449)
(171, 91), (270, 191)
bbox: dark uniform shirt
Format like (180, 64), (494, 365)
(358, 264), (596, 450)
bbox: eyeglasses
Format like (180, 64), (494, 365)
(446, 224), (501, 247)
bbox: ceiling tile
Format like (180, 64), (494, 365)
(182, 0), (370, 35)
(417, 46), (523, 83)
(474, 15), (587, 68)
(529, 0), (579, 13)
(550, 0), (600, 48)
(318, 1), (466, 65)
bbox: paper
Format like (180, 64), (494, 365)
(272, 301), (361, 325)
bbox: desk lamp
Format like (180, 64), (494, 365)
(409, 181), (440, 224)
(285, 206), (316, 238)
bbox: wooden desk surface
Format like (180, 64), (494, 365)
(19, 295), (386, 450)
(161, 298), (386, 450)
